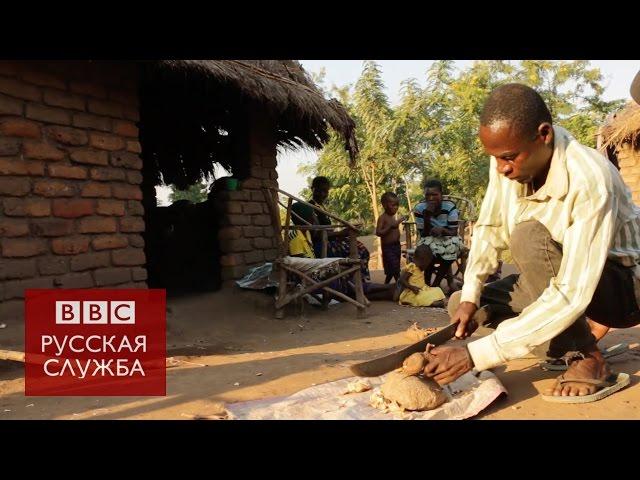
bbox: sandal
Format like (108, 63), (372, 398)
(540, 343), (629, 371)
(541, 372), (630, 404)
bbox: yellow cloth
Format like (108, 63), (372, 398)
(398, 262), (445, 307)
(288, 230), (315, 258)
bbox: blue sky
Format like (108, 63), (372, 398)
(275, 60), (640, 197)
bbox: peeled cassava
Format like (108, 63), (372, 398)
(380, 371), (447, 411)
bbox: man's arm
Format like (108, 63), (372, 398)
(459, 157), (510, 306)
(468, 186), (617, 371)
(376, 215), (394, 237)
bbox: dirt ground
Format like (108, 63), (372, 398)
(1, 268), (639, 420)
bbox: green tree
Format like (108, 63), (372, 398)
(169, 180), (209, 204)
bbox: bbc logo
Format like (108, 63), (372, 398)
(55, 301), (136, 325)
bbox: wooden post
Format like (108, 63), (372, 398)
(276, 197), (293, 319)
(350, 229), (366, 318)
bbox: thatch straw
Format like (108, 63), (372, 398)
(601, 102), (640, 150)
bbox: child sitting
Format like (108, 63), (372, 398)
(394, 244), (445, 307)
(375, 192), (406, 283)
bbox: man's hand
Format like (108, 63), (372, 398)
(430, 226), (445, 237)
(423, 345), (474, 385)
(451, 301), (479, 339)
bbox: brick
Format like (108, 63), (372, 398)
(3, 198), (50, 217)
(220, 254), (244, 267)
(94, 267), (131, 286)
(221, 265), (248, 281)
(34, 179), (76, 197)
(113, 120), (138, 137)
(52, 198), (94, 218)
(263, 227), (275, 237)
(239, 178), (261, 189)
(112, 248), (145, 266)
(0, 93), (23, 115)
(218, 190), (251, 201)
(31, 219), (74, 237)
(88, 99), (123, 118)
(269, 170), (278, 180)
(242, 202), (263, 214)
(249, 166), (269, 179)
(0, 62), (21, 76)
(122, 105), (140, 121)
(0, 258), (37, 280)
(126, 140), (141, 153)
(261, 156), (277, 168)
(1, 238), (47, 257)
(53, 272), (94, 289)
(26, 103), (72, 125)
(72, 112), (111, 132)
(92, 234), (128, 250)
(226, 214), (251, 226)
(109, 89), (138, 105)
(218, 226), (243, 241)
(70, 149), (109, 166)
(96, 199), (125, 216)
(45, 126), (88, 146)
(253, 237), (273, 249)
(23, 141), (66, 160)
(0, 299), (24, 322)
(264, 248), (279, 261)
(89, 132), (125, 151)
(70, 251), (110, 272)
(128, 234), (144, 247)
(252, 214), (272, 226)
(0, 218), (29, 237)
(250, 190), (266, 202)
(78, 216), (117, 233)
(263, 179), (278, 189)
(0, 158), (45, 176)
(112, 183), (142, 200)
(81, 182), (111, 198)
(52, 236), (90, 255)
(43, 88), (85, 111)
(2, 277), (54, 300)
(111, 151), (142, 169)
(243, 226), (264, 238)
(70, 81), (107, 99)
(116, 281), (147, 289)
(0, 177), (31, 196)
(131, 267), (148, 281)
(225, 202), (242, 214)
(0, 118), (40, 138)
(120, 217), (144, 233)
(220, 238), (252, 253)
(48, 164), (87, 180)
(37, 256), (68, 275)
(22, 70), (65, 90)
(0, 138), (20, 156)
(90, 166), (125, 182)
(127, 200), (144, 216)
(126, 170), (143, 185)
(0, 76), (41, 101)
(244, 250), (265, 264)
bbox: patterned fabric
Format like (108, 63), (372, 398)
(417, 235), (463, 262)
(288, 230), (315, 258)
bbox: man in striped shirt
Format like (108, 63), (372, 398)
(423, 83), (640, 401)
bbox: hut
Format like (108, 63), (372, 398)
(600, 101), (640, 203)
(0, 60), (357, 322)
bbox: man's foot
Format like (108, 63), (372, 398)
(544, 348), (610, 397)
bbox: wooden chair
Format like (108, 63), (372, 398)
(402, 194), (476, 284)
(263, 187), (370, 319)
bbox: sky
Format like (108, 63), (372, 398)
(156, 60), (639, 204)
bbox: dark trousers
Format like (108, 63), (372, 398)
(449, 220), (640, 358)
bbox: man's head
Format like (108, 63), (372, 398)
(311, 176), (331, 204)
(413, 244), (434, 271)
(423, 179), (443, 207)
(479, 83), (554, 185)
(381, 191), (399, 215)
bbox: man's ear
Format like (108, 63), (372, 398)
(538, 122), (554, 145)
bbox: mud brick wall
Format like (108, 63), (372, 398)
(216, 110), (280, 284)
(0, 62), (146, 322)
(618, 144), (640, 205)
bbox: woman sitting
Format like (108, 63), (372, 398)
(413, 179), (463, 292)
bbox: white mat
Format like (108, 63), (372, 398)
(225, 370), (507, 420)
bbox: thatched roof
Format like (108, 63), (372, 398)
(139, 61), (357, 189)
(601, 102), (640, 150)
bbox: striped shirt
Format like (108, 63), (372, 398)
(462, 125), (640, 371)
(414, 199), (459, 235)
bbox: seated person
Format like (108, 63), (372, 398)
(413, 179), (463, 291)
(288, 202), (317, 259)
(394, 245), (446, 307)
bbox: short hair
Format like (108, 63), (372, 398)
(414, 244), (433, 262)
(423, 179), (443, 192)
(480, 83), (552, 136)
(311, 176), (331, 189)
(381, 191), (398, 204)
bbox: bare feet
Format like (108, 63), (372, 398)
(544, 347), (610, 397)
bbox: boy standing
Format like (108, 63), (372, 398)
(376, 192), (406, 283)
